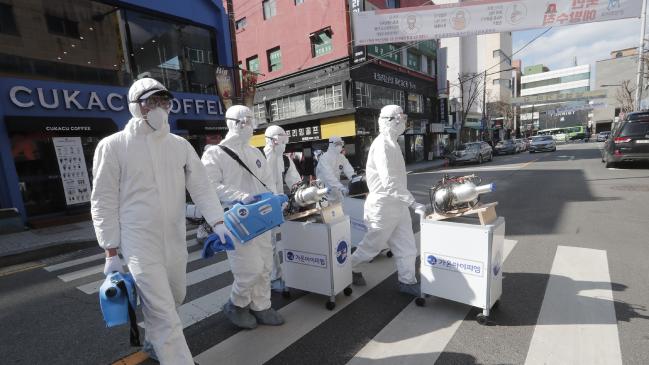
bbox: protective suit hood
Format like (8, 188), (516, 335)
(378, 105), (406, 139)
(127, 78), (172, 136)
(264, 125), (288, 155)
(224, 105), (254, 145)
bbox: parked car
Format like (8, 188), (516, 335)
(596, 131), (611, 142)
(494, 139), (517, 155)
(449, 142), (493, 165)
(529, 135), (556, 153)
(602, 111), (649, 168)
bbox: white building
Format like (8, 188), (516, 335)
(519, 64), (591, 130)
(436, 0), (513, 140)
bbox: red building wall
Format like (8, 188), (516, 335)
(233, 0), (351, 84)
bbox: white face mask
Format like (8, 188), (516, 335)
(239, 125), (253, 140)
(146, 107), (169, 131)
(394, 121), (406, 136)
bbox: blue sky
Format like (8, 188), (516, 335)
(512, 18), (642, 75)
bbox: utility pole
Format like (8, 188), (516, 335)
(226, 0), (242, 103)
(635, 0), (647, 111)
(481, 70), (487, 141)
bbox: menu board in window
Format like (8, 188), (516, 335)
(52, 137), (91, 206)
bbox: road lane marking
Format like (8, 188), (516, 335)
(524, 246), (622, 365)
(0, 261), (46, 277)
(58, 239), (200, 282)
(194, 233), (422, 364)
(347, 239), (518, 365)
(520, 158), (540, 169)
(110, 351), (149, 365)
(78, 258), (230, 294)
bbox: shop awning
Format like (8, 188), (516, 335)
(444, 128), (457, 133)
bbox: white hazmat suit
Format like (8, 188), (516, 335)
(91, 78), (227, 364)
(351, 105), (424, 291)
(263, 125), (301, 289)
(315, 136), (354, 201)
(202, 105), (283, 328)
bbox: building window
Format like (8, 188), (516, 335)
(235, 17), (247, 30)
(126, 9), (219, 94)
(385, 0), (400, 8)
(521, 72), (590, 89)
(246, 56), (260, 72)
(254, 103), (267, 122)
(407, 93), (423, 114)
(615, 52), (623, 58)
(45, 14), (80, 38)
(406, 50), (421, 71)
(269, 84), (343, 121)
(311, 28), (333, 57)
(355, 82), (405, 109)
(367, 43), (401, 64)
(295, 0), (305, 4)
(186, 48), (205, 64)
(263, 0), (277, 20)
(267, 47), (282, 72)
(0, 4), (19, 35)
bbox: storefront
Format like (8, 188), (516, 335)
(0, 0), (233, 224)
(350, 62), (438, 164)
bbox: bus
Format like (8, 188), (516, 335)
(536, 128), (569, 143)
(566, 126), (586, 140)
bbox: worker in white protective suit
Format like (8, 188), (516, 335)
(315, 136), (355, 201)
(91, 78), (232, 364)
(263, 125), (302, 292)
(350, 105), (426, 297)
(202, 105), (285, 329)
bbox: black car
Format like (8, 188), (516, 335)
(602, 111), (649, 168)
(494, 139), (517, 155)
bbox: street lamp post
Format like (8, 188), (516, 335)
(635, 0), (648, 111)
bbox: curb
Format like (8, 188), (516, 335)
(407, 159), (449, 174)
(0, 239), (98, 269)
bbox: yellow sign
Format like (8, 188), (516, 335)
(250, 133), (266, 148)
(320, 115), (356, 139)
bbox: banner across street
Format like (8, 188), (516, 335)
(352, 0), (642, 46)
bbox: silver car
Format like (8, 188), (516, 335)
(449, 142), (493, 165)
(529, 135), (556, 153)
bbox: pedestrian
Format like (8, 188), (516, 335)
(91, 78), (232, 364)
(315, 136), (355, 201)
(201, 105), (284, 329)
(263, 125), (302, 292)
(350, 105), (426, 297)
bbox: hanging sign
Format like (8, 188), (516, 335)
(352, 0), (642, 46)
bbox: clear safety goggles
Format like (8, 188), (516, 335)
(387, 113), (408, 124)
(268, 133), (289, 145)
(330, 141), (344, 148)
(227, 115), (258, 129)
(139, 95), (172, 110)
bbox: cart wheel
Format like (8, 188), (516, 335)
(326, 301), (336, 310)
(343, 287), (353, 296)
(491, 300), (500, 310)
(386, 250), (393, 258)
(476, 313), (488, 325)
(415, 297), (426, 307)
(282, 290), (291, 299)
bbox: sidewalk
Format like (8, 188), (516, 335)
(406, 158), (449, 174)
(0, 159), (448, 267)
(0, 220), (97, 267)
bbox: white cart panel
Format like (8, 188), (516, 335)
(280, 218), (352, 297)
(342, 197), (366, 246)
(420, 216), (505, 311)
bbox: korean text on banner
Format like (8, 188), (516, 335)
(352, 0), (642, 46)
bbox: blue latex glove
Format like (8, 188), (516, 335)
(201, 233), (235, 259)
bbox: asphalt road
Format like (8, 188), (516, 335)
(1, 142), (648, 364)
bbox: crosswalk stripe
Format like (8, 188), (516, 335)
(347, 239), (518, 365)
(77, 257), (230, 295)
(524, 246), (622, 365)
(44, 253), (105, 272)
(44, 228), (199, 273)
(193, 233), (421, 364)
(58, 239), (200, 282)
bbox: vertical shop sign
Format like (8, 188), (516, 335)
(349, 0), (366, 63)
(52, 137), (91, 206)
(215, 67), (235, 109)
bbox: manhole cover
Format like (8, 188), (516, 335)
(610, 185), (649, 192)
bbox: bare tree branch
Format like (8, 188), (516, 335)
(615, 80), (635, 113)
